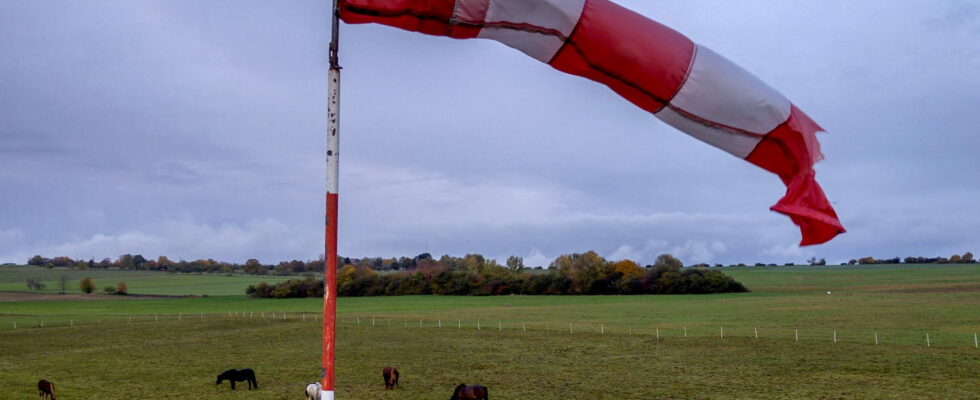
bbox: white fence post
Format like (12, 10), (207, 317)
(720, 327), (723, 339)
(155, 314), (158, 321)
(975, 333), (978, 348)
(13, 322), (16, 329)
(874, 331), (878, 345)
(458, 320), (461, 329)
(438, 320), (442, 328)
(523, 322), (526, 333)
(684, 327), (687, 337)
(754, 327), (758, 339)
(372, 317), (376, 326)
(833, 330), (837, 344)
(601, 324), (604, 335)
(926, 333), (930, 347)
(477, 320), (481, 331)
(795, 329), (799, 342)
(70, 319), (73, 327)
(498, 321), (502, 333)
(656, 327), (660, 340)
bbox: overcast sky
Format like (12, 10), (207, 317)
(1, 1), (978, 266)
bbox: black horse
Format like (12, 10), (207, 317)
(216, 368), (258, 390)
(450, 383), (488, 400)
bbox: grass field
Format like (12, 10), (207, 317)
(1, 264), (978, 398)
(0, 265), (301, 296)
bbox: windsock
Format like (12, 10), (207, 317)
(339, 0), (845, 245)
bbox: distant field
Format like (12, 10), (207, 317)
(0, 265), (302, 296)
(1, 263), (978, 398)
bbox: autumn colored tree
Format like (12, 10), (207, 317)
(79, 277), (95, 294)
(116, 281), (128, 295)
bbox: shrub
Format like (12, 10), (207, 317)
(26, 277), (46, 291)
(103, 286), (116, 294)
(80, 277), (95, 294)
(116, 281), (128, 295)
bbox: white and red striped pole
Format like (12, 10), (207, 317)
(322, 0), (340, 399)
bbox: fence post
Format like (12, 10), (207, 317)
(303, 314), (307, 322)
(477, 320), (481, 331)
(569, 323), (572, 334)
(372, 317), (376, 326)
(656, 327), (660, 340)
(926, 333), (930, 347)
(720, 327), (723, 339)
(419, 319), (422, 328)
(155, 314), (158, 321)
(795, 329), (799, 342)
(874, 331), (878, 345)
(458, 320), (461, 329)
(356, 317), (360, 325)
(833, 330), (837, 344)
(13, 322), (16, 329)
(179, 313), (182, 321)
(628, 326), (632, 336)
(754, 327), (758, 339)
(601, 324), (604, 335)
(975, 333), (978, 348)
(523, 322), (526, 333)
(684, 327), (687, 337)
(439, 320), (442, 328)
(71, 319), (73, 327)
(404, 320), (407, 328)
(498, 321), (502, 333)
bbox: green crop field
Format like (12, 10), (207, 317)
(1, 264), (978, 398)
(0, 265), (303, 296)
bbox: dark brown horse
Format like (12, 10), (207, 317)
(38, 379), (56, 400)
(450, 383), (488, 400)
(215, 368), (258, 390)
(382, 366), (399, 389)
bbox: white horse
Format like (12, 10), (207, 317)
(305, 382), (322, 400)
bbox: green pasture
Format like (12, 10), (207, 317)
(0, 265), (301, 296)
(1, 317), (977, 399)
(1, 264), (979, 398)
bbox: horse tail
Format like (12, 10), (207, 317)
(50, 382), (57, 400)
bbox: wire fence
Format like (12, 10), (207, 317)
(2, 313), (978, 349)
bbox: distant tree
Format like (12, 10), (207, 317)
(506, 256), (525, 273)
(75, 261), (88, 270)
(613, 260), (644, 279)
(653, 254), (683, 270)
(961, 252), (975, 263)
(28, 255), (46, 266)
(79, 277), (95, 294)
(950, 254), (962, 263)
(52, 256), (73, 267)
(58, 275), (69, 294)
(117, 254), (135, 270)
(116, 281), (128, 295)
(26, 277), (45, 291)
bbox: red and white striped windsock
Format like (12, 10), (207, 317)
(339, 0), (846, 245)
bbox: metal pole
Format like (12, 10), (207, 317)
(322, 1), (341, 399)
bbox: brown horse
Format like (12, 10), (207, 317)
(38, 379), (56, 400)
(382, 366), (399, 389)
(215, 368), (258, 390)
(450, 383), (488, 400)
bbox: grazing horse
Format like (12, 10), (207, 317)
(38, 379), (56, 400)
(215, 368), (258, 390)
(450, 383), (488, 400)
(305, 382), (321, 400)
(382, 366), (399, 389)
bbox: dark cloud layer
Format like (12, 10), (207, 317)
(2, 1), (977, 265)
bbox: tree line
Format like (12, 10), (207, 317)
(246, 252), (749, 298)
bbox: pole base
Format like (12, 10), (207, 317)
(320, 389), (334, 400)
